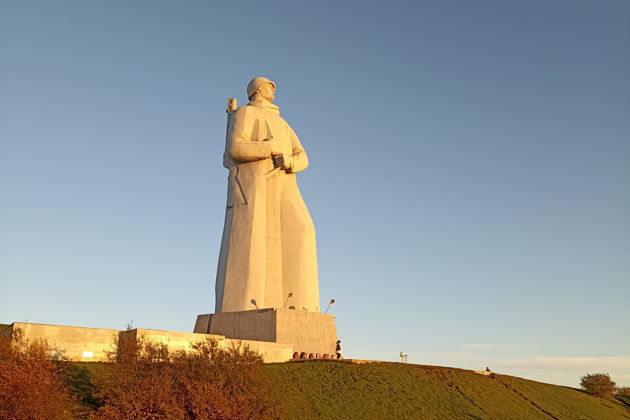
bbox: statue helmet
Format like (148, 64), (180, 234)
(247, 77), (276, 99)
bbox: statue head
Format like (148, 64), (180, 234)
(247, 77), (276, 102)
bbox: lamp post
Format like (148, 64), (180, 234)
(324, 298), (335, 314)
(283, 292), (293, 309)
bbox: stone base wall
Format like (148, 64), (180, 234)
(4, 322), (119, 362)
(2, 322), (293, 363)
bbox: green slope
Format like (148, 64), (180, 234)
(265, 361), (630, 420)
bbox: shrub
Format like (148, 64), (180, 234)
(580, 373), (616, 399)
(90, 335), (281, 419)
(0, 329), (75, 420)
(616, 386), (630, 396)
(170, 339), (280, 420)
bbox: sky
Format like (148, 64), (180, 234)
(1, 0), (629, 387)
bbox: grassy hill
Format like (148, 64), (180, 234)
(265, 360), (630, 420)
(64, 359), (629, 419)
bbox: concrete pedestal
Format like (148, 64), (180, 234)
(194, 308), (338, 358)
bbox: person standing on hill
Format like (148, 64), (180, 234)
(335, 340), (342, 359)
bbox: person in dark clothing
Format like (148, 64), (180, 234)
(335, 340), (342, 359)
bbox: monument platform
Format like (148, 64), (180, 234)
(194, 308), (338, 358)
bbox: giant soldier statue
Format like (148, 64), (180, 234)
(215, 77), (320, 314)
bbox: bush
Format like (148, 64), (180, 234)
(0, 329), (75, 420)
(0, 328), (282, 419)
(90, 335), (281, 419)
(616, 386), (630, 396)
(580, 373), (616, 399)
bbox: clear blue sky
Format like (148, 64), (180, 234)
(1, 0), (628, 387)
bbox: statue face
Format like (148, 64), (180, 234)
(257, 83), (275, 102)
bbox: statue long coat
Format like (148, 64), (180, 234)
(215, 100), (319, 313)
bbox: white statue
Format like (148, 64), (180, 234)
(215, 77), (319, 313)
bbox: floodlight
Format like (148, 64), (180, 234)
(324, 298), (335, 314)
